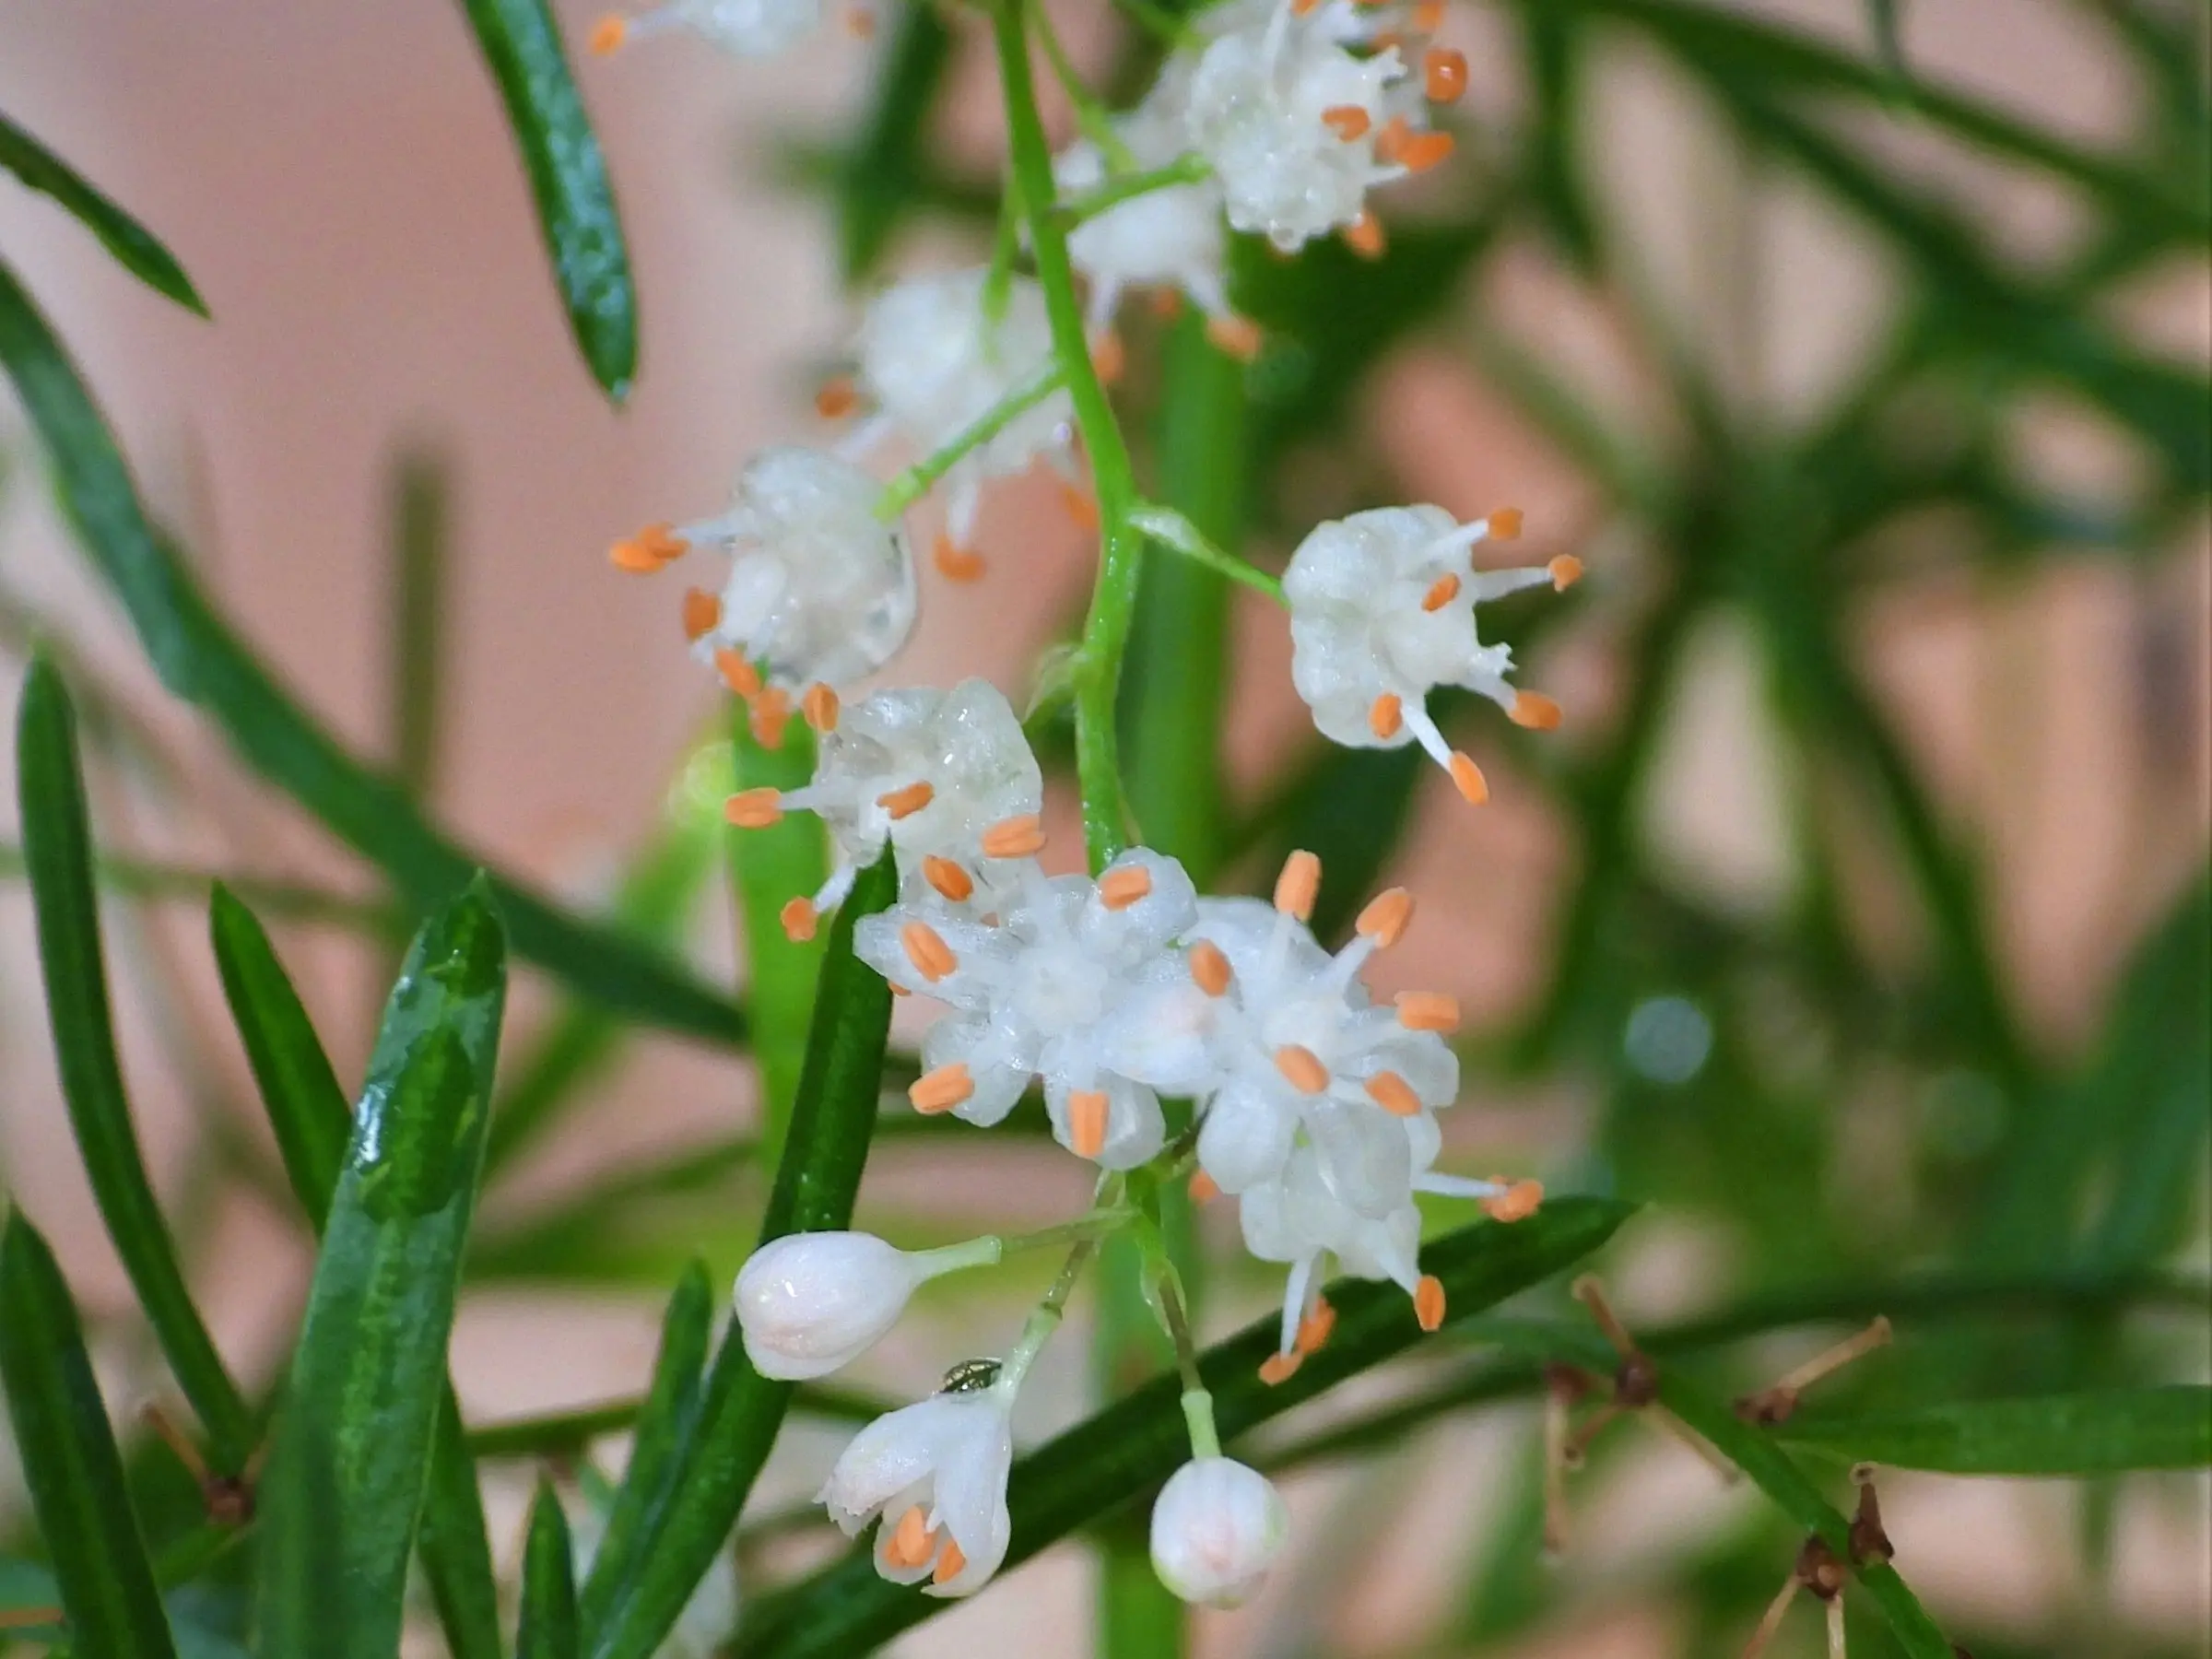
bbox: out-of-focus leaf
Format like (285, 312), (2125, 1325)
(1783, 1386), (2212, 1475)
(519, 1484), (582, 1659)
(583, 851), (898, 1659)
(453, 0), (637, 397)
(253, 883), (506, 1659)
(728, 716), (829, 1159)
(1518, 1), (1600, 267)
(0, 1214), (178, 1659)
(0, 255), (745, 1046)
(0, 111), (206, 313)
(387, 451), (448, 803)
(834, 3), (954, 282)
(741, 1200), (1636, 1658)
(15, 657), (253, 1467)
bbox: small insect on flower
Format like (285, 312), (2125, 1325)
(732, 1231), (1001, 1382)
(819, 1386), (1017, 1597)
(589, 0), (822, 58)
(1283, 504), (1579, 799)
(1149, 1457), (1291, 1608)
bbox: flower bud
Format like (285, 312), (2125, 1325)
(1148, 1457), (1290, 1608)
(735, 1231), (995, 1381)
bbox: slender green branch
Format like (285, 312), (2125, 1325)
(1053, 157), (1213, 229)
(1129, 502), (1284, 604)
(0, 840), (400, 934)
(1027, 0), (1132, 161)
(874, 367), (1067, 520)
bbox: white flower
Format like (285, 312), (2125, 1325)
(610, 447), (915, 712)
(1057, 87), (1230, 335)
(733, 1231), (1000, 1382)
(570, 1503), (737, 1658)
(819, 1380), (1016, 1598)
(1149, 1457), (1290, 1608)
(724, 677), (1044, 940)
(589, 0), (820, 58)
(847, 269), (1077, 573)
(1283, 505), (1581, 802)
(856, 849), (1199, 1169)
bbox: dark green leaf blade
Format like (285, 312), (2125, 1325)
(0, 1213), (179, 1659)
(743, 1198), (1637, 1659)
(586, 850), (899, 1659)
(0, 253), (744, 1046)
(0, 111), (206, 314)
(1783, 1387), (2212, 1476)
(834, 2), (954, 282)
(520, 1483), (582, 1659)
(253, 883), (507, 1659)
(454, 0), (637, 398)
(15, 657), (252, 1466)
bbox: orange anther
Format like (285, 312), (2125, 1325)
(889, 1504), (931, 1567)
(1099, 865), (1153, 910)
(1548, 553), (1583, 590)
(1482, 1178), (1545, 1223)
(1067, 1089), (1110, 1159)
(900, 921), (958, 982)
(922, 855), (974, 902)
(1343, 209), (1386, 260)
(801, 682), (840, 733)
(1295, 1296), (1337, 1355)
(843, 4), (877, 38)
(1150, 288), (1184, 320)
(1058, 478), (1101, 531)
(981, 814), (1046, 859)
(750, 687), (792, 749)
(910, 1062), (974, 1113)
(1400, 130), (1456, 172)
(780, 897), (818, 943)
(1089, 329), (1125, 386)
(1422, 572), (1462, 611)
(1414, 1274), (1447, 1332)
(877, 780), (935, 820)
(1370, 692), (1405, 739)
(1275, 1044), (1330, 1093)
(588, 14), (629, 54)
(1205, 314), (1264, 361)
(1511, 690), (1563, 731)
(1448, 750), (1488, 804)
(1488, 507), (1524, 541)
(932, 1537), (967, 1584)
(1373, 116), (1413, 164)
(1274, 849), (1322, 921)
(1364, 1070), (1423, 1117)
(1189, 939), (1233, 996)
(681, 587), (723, 641)
(609, 541), (662, 574)
(1291, 0), (1321, 13)
(1322, 104), (1372, 141)
(1258, 1351), (1303, 1386)
(1396, 991), (1461, 1033)
(1423, 47), (1468, 102)
(1357, 887), (1415, 947)
(724, 789), (782, 830)
(611, 523), (686, 572)
(1189, 1170), (1221, 1204)
(1411, 0), (1444, 30)
(933, 531), (985, 583)
(816, 376), (858, 419)
(713, 650), (762, 700)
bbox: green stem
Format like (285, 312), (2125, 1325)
(1006, 1237), (1099, 1389)
(0, 841), (399, 934)
(1054, 157), (1213, 229)
(1028, 0), (1133, 161)
(1129, 501), (1283, 604)
(874, 367), (1066, 520)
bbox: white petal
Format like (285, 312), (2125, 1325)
(1195, 1078), (1295, 1194)
(1149, 1458), (1290, 1608)
(733, 1231), (921, 1381)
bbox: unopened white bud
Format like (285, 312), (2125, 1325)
(1148, 1457), (1290, 1608)
(734, 1231), (997, 1381)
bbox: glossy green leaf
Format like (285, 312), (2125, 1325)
(0, 111), (206, 314)
(0, 254), (744, 1046)
(1782, 1386), (2212, 1475)
(454, 0), (637, 397)
(209, 886), (505, 1659)
(253, 883), (507, 1659)
(14, 657), (253, 1467)
(835, 2), (954, 282)
(519, 1484), (582, 1659)
(0, 1213), (178, 1659)
(741, 1199), (1637, 1658)
(585, 849), (899, 1659)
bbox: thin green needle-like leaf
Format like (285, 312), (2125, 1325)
(15, 657), (253, 1467)
(1782, 1386), (2212, 1475)
(0, 110), (206, 314)
(519, 1484), (582, 1659)
(0, 1214), (179, 1659)
(213, 886), (504, 1659)
(835, 2), (954, 282)
(585, 850), (898, 1659)
(454, 0), (637, 397)
(387, 451), (449, 806)
(0, 254), (744, 1046)
(253, 882), (507, 1659)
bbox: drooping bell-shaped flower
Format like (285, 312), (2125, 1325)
(818, 1372), (1017, 1598)
(1149, 1457), (1291, 1608)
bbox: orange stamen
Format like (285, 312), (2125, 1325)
(1400, 130), (1456, 172)
(1291, 0), (1321, 14)
(1189, 939), (1233, 996)
(933, 531), (985, 583)
(1511, 690), (1563, 731)
(1067, 1089), (1109, 1159)
(1322, 104), (1371, 141)
(1275, 1044), (1329, 1093)
(1411, 0), (1444, 31)
(1373, 116), (1413, 165)
(900, 921), (958, 982)
(750, 688), (792, 749)
(1150, 288), (1184, 319)
(1414, 1275), (1447, 1332)
(1343, 209), (1386, 260)
(1189, 1170), (1221, 1204)
(1488, 506), (1524, 541)
(1205, 314), (1264, 361)
(814, 375), (858, 419)
(609, 523), (686, 573)
(724, 789), (782, 829)
(714, 650), (762, 699)
(780, 897), (818, 943)
(1364, 1070), (1423, 1116)
(802, 682), (840, 733)
(1396, 991), (1461, 1033)
(1422, 572), (1462, 611)
(1274, 850), (1322, 920)
(889, 1504), (931, 1567)
(1258, 1351), (1303, 1386)
(681, 587), (722, 641)
(843, 3), (877, 38)
(1448, 750), (1488, 804)
(981, 814), (1045, 859)
(877, 780), (935, 820)
(1548, 553), (1583, 590)
(1369, 692), (1404, 739)
(910, 1062), (974, 1113)
(1423, 47), (1468, 102)
(922, 855), (974, 902)
(1099, 865), (1153, 910)
(932, 1538), (967, 1584)
(588, 15), (629, 55)
(1058, 478), (1101, 531)
(1295, 1296), (1336, 1355)
(1482, 1178), (1545, 1223)
(1357, 887), (1415, 947)
(1089, 329), (1125, 386)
